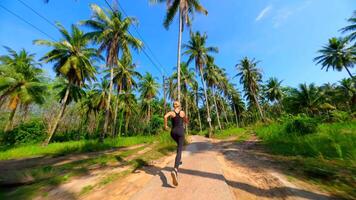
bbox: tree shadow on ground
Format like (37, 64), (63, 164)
(139, 164), (335, 200)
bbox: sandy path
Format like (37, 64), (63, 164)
(130, 135), (235, 200)
(74, 135), (334, 200)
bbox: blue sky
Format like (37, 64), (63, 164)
(0, 0), (354, 91)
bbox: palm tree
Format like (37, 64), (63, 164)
(289, 83), (322, 115)
(139, 72), (160, 121)
(82, 4), (142, 140)
(191, 81), (203, 132)
(0, 47), (46, 131)
(314, 37), (355, 78)
(150, 0), (208, 102)
(34, 24), (98, 145)
(227, 84), (245, 127)
(236, 57), (264, 121)
(118, 92), (138, 135)
(112, 58), (141, 136)
(340, 11), (356, 43)
(204, 56), (223, 130)
(183, 31), (218, 136)
(338, 78), (356, 110)
(265, 77), (283, 104)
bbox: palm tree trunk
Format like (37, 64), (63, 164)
(199, 68), (213, 137)
(118, 110), (124, 137)
(212, 88), (222, 130)
(44, 85), (70, 145)
(253, 93), (265, 121)
(102, 64), (114, 141)
(4, 100), (19, 132)
(112, 87), (122, 137)
(163, 75), (167, 114)
(185, 96), (189, 134)
(195, 93), (202, 133)
(233, 104), (239, 127)
(220, 97), (230, 124)
(344, 66), (354, 79)
(125, 113), (130, 135)
(148, 103), (151, 121)
(176, 9), (183, 102)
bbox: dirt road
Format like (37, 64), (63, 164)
(82, 135), (334, 200)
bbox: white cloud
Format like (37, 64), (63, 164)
(272, 0), (312, 28)
(255, 5), (272, 22)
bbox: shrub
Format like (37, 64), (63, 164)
(285, 115), (318, 135)
(144, 115), (163, 135)
(1, 121), (47, 146)
(329, 110), (351, 122)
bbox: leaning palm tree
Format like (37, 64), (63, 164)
(150, 0), (208, 102)
(139, 72), (160, 121)
(314, 37), (355, 78)
(0, 47), (47, 131)
(34, 24), (98, 145)
(236, 57), (264, 121)
(82, 4), (142, 140)
(111, 57), (141, 136)
(340, 11), (356, 43)
(183, 31), (218, 136)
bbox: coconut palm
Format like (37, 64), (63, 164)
(0, 47), (46, 131)
(118, 92), (138, 135)
(236, 57), (264, 121)
(111, 58), (141, 136)
(314, 37), (355, 78)
(338, 78), (356, 110)
(340, 11), (356, 43)
(150, 0), (208, 102)
(289, 83), (322, 115)
(191, 80), (202, 132)
(183, 31), (218, 136)
(265, 77), (283, 104)
(227, 84), (245, 127)
(34, 24), (98, 145)
(139, 72), (160, 121)
(82, 3), (142, 140)
(204, 56), (223, 130)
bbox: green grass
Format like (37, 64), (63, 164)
(254, 121), (356, 160)
(253, 120), (356, 199)
(213, 127), (246, 140)
(0, 132), (177, 200)
(0, 135), (158, 160)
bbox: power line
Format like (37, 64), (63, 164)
(104, 0), (167, 76)
(116, 1), (168, 74)
(16, 0), (58, 29)
(0, 4), (56, 40)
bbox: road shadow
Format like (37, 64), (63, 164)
(132, 159), (174, 188)
(139, 164), (335, 200)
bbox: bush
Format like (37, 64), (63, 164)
(1, 121), (47, 146)
(285, 115), (318, 135)
(144, 115), (163, 135)
(328, 110), (351, 122)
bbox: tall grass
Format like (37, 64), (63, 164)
(255, 121), (356, 161)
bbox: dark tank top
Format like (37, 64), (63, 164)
(171, 110), (184, 129)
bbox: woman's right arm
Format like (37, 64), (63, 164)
(164, 112), (171, 130)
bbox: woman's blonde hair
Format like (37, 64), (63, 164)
(173, 101), (181, 109)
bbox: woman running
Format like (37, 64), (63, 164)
(164, 101), (188, 186)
